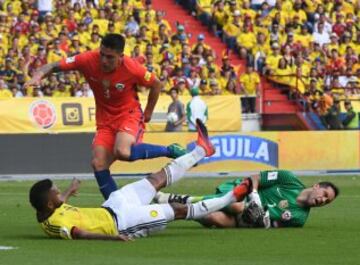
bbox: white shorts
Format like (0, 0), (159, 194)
(102, 179), (174, 238)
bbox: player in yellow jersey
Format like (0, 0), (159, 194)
(29, 120), (252, 241)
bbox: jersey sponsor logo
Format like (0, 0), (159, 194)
(186, 135), (278, 167)
(29, 100), (57, 129)
(115, 83), (125, 91)
(281, 210), (292, 221)
(278, 200), (289, 209)
(65, 56), (75, 64)
(268, 172), (278, 181)
(144, 71), (152, 81)
(150, 210), (158, 218)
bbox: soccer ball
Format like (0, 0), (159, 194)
(167, 112), (179, 124)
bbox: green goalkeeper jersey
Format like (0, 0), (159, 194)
(213, 170), (310, 227)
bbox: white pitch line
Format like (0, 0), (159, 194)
(0, 246), (17, 250)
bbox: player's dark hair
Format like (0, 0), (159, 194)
(29, 179), (53, 212)
(101, 33), (125, 53)
(318, 181), (340, 197)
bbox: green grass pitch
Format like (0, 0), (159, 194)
(0, 175), (359, 265)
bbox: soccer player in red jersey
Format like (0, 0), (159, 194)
(25, 34), (186, 199)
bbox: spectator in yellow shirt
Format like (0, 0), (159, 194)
(223, 10), (242, 49)
(52, 83), (71, 97)
(211, 0), (227, 37)
(236, 25), (257, 60)
(0, 79), (12, 99)
(87, 32), (101, 51)
(77, 23), (91, 46)
(47, 39), (67, 64)
(264, 42), (283, 75)
(199, 79), (211, 95)
(239, 64), (260, 113)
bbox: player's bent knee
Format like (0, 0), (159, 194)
(91, 157), (108, 171)
(114, 147), (131, 161)
(146, 172), (166, 190)
(170, 203), (188, 219)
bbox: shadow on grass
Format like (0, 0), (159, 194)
(3, 234), (54, 241)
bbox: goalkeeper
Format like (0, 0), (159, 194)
(155, 170), (339, 228)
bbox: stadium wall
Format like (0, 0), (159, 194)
(0, 131), (358, 175)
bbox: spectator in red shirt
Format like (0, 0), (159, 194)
(25, 34), (187, 199)
(11, 13), (29, 35)
(332, 13), (346, 37)
(326, 48), (346, 74)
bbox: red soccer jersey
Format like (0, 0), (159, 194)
(59, 50), (156, 126)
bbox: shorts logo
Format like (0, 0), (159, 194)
(61, 103), (83, 125)
(150, 210), (158, 218)
(144, 71), (152, 82)
(65, 56), (75, 64)
(281, 210), (292, 221)
(29, 100), (57, 129)
(278, 200), (289, 209)
(115, 83), (125, 91)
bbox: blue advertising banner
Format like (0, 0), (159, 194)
(187, 135), (279, 167)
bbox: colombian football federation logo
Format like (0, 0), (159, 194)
(29, 100), (57, 129)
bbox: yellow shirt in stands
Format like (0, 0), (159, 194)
(272, 67), (293, 85)
(87, 40), (101, 51)
(4, 0), (22, 15)
(236, 31), (256, 50)
(266, 54), (283, 71)
(197, 0), (212, 13)
(92, 18), (109, 36)
(78, 31), (91, 46)
(52, 90), (71, 97)
(40, 203), (118, 239)
(223, 22), (242, 37)
(294, 34), (314, 48)
(0, 88), (12, 99)
(239, 72), (260, 95)
(47, 49), (67, 64)
(132, 0), (144, 9)
(339, 42), (356, 56)
(213, 10), (227, 26)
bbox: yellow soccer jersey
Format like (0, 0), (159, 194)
(40, 203), (118, 239)
(239, 72), (260, 96)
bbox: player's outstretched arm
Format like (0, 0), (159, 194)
(72, 227), (132, 242)
(24, 61), (62, 88)
(60, 178), (81, 203)
(143, 78), (162, 122)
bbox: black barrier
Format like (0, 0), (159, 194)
(0, 134), (94, 174)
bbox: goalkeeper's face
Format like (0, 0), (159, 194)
(307, 185), (336, 207)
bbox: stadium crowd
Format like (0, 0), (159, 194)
(180, 0), (360, 124)
(0, 0), (359, 126)
(0, 0), (243, 100)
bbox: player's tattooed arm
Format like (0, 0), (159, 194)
(24, 61), (62, 88)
